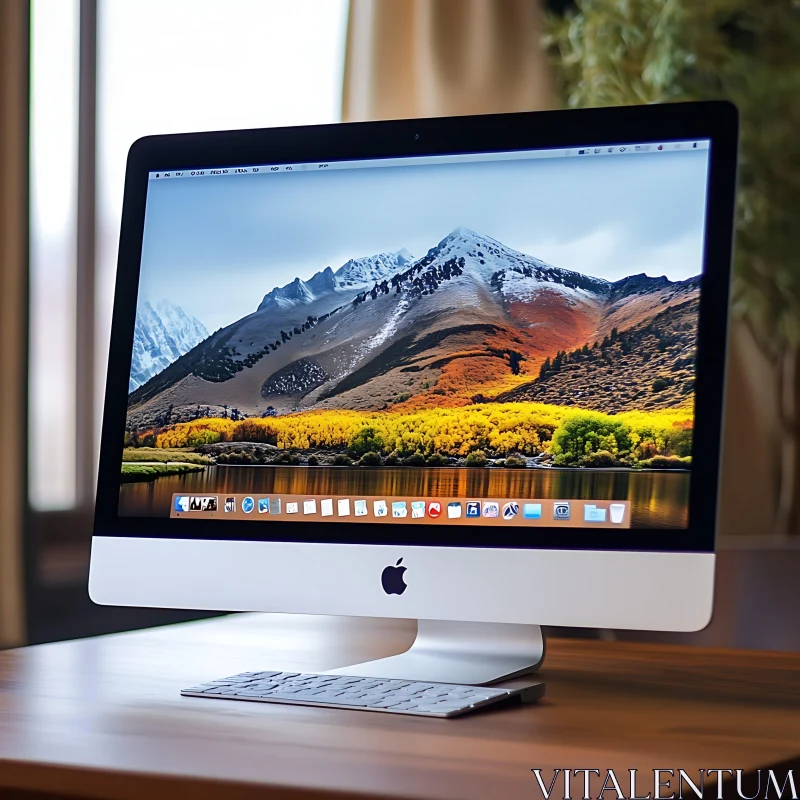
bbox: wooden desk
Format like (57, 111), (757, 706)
(0, 614), (798, 799)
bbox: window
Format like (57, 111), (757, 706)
(29, 0), (349, 511)
(29, 0), (80, 510)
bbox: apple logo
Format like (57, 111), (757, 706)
(381, 558), (408, 595)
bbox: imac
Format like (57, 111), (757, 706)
(90, 102), (737, 687)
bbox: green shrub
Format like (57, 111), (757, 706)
(333, 454), (353, 466)
(668, 428), (693, 458)
(465, 450), (487, 467)
(551, 415), (632, 467)
(581, 449), (618, 468)
(402, 453), (426, 467)
(358, 451), (382, 466)
(223, 450), (256, 465)
(425, 453), (448, 467)
(348, 426), (385, 457)
(306, 454), (320, 466)
(383, 451), (400, 466)
(640, 455), (691, 470)
(504, 454), (527, 468)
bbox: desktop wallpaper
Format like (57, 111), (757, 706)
(119, 147), (709, 529)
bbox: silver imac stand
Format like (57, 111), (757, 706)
(325, 620), (545, 686)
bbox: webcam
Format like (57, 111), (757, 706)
(414, 133), (420, 140)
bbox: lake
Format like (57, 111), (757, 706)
(119, 465), (689, 528)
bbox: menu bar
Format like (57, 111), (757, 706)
(148, 140), (710, 181)
(171, 494), (631, 528)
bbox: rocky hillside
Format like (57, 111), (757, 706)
(495, 297), (699, 413)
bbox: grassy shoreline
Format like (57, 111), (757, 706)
(122, 447), (211, 465)
(120, 462), (205, 483)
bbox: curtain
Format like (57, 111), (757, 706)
(0, 0), (29, 647)
(343, 0), (556, 121)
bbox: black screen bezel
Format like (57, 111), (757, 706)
(94, 101), (738, 554)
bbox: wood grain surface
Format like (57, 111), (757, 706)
(0, 613), (798, 799)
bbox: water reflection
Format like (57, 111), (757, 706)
(119, 466), (689, 528)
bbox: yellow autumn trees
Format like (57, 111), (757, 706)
(151, 402), (692, 462)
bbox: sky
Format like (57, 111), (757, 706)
(138, 148), (710, 332)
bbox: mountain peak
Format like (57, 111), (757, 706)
(129, 299), (208, 392)
(609, 273), (672, 300)
(424, 226), (571, 287)
(305, 265), (338, 296)
(332, 249), (415, 289)
(394, 247), (413, 265)
(436, 226), (484, 248)
(258, 276), (315, 311)
(449, 225), (478, 238)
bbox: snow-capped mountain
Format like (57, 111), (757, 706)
(334, 248), (413, 289)
(257, 248), (414, 311)
(129, 300), (208, 392)
(257, 276), (317, 311)
(429, 227), (609, 295)
(127, 227), (699, 424)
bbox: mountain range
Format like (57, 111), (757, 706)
(257, 249), (414, 311)
(127, 227), (699, 427)
(129, 300), (208, 392)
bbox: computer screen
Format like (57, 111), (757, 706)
(120, 140), (710, 532)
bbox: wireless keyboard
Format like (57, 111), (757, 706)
(181, 670), (545, 717)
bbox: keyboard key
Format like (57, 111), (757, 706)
(421, 689), (449, 698)
(372, 699), (405, 708)
(358, 695), (387, 704)
(398, 683), (434, 694)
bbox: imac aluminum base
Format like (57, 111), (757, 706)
(325, 620), (545, 686)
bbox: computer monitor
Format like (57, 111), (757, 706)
(90, 102), (737, 684)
